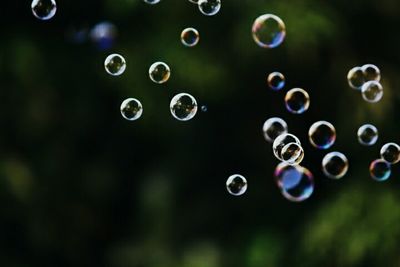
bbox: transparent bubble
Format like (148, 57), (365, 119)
(361, 81), (383, 103)
(149, 62), (171, 84)
(357, 124), (378, 146)
(273, 133), (301, 161)
(285, 88), (310, 114)
(226, 174), (247, 196)
(370, 159), (391, 181)
(198, 0), (221, 16)
(252, 14), (286, 49)
(262, 117), (288, 143)
(267, 72), (285, 91)
(31, 0), (57, 20)
(90, 21), (117, 51)
(361, 64), (381, 82)
(322, 152), (349, 179)
(281, 142), (304, 165)
(201, 105), (208, 112)
(104, 54), (126, 76)
(380, 143), (400, 164)
(347, 66), (365, 90)
(144, 0), (161, 4)
(170, 93), (198, 121)
(181, 28), (200, 47)
(308, 121), (336, 149)
(274, 163), (314, 202)
(120, 98), (143, 121)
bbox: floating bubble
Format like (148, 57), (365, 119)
(104, 54), (126, 76)
(357, 124), (378, 146)
(285, 88), (310, 114)
(144, 0), (161, 4)
(347, 66), (365, 90)
(281, 142), (304, 165)
(149, 62), (171, 84)
(201, 105), (208, 112)
(380, 143), (400, 164)
(262, 117), (288, 143)
(322, 152), (349, 179)
(170, 93), (198, 121)
(31, 0), (57, 20)
(198, 0), (221, 16)
(274, 163), (314, 202)
(273, 133), (301, 161)
(181, 28), (200, 47)
(252, 14), (286, 49)
(120, 98), (143, 121)
(226, 174), (247, 196)
(361, 81), (383, 103)
(267, 72), (285, 91)
(361, 64), (381, 82)
(369, 159), (391, 181)
(308, 121), (336, 149)
(90, 21), (117, 50)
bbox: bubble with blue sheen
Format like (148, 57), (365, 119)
(308, 121), (336, 149)
(90, 21), (117, 51)
(273, 133), (301, 161)
(262, 117), (288, 143)
(268, 72), (285, 91)
(226, 174), (247, 196)
(380, 143), (400, 164)
(357, 124), (378, 146)
(252, 14), (286, 49)
(369, 159), (391, 181)
(322, 152), (349, 179)
(31, 0), (57, 20)
(285, 88), (310, 114)
(361, 81), (383, 103)
(198, 0), (221, 16)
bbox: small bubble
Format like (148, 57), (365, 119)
(252, 14), (286, 48)
(198, 0), (221, 16)
(357, 124), (378, 146)
(90, 21), (117, 51)
(308, 121), (336, 149)
(380, 142), (400, 164)
(144, 0), (161, 4)
(226, 174), (247, 196)
(347, 66), (365, 90)
(104, 54), (126, 76)
(120, 98), (143, 121)
(361, 64), (381, 82)
(170, 93), (198, 121)
(273, 133), (301, 161)
(369, 159), (391, 181)
(285, 88), (310, 114)
(267, 72), (285, 91)
(149, 62), (171, 84)
(361, 81), (383, 103)
(262, 117), (288, 143)
(181, 27), (200, 47)
(201, 105), (208, 112)
(281, 142), (304, 165)
(322, 152), (349, 179)
(31, 0), (57, 20)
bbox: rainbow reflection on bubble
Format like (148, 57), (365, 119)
(252, 14), (286, 49)
(267, 72), (285, 91)
(369, 159), (391, 181)
(308, 121), (336, 149)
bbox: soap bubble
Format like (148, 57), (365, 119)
(273, 133), (301, 161)
(170, 93), (198, 121)
(369, 159), (391, 181)
(361, 64), (381, 82)
(144, 0), (161, 4)
(181, 27), (200, 47)
(322, 152), (349, 179)
(90, 21), (117, 51)
(104, 54), (126, 76)
(226, 174), (247, 196)
(149, 62), (171, 84)
(281, 142), (304, 165)
(201, 105), (208, 112)
(252, 14), (286, 48)
(198, 0), (221, 16)
(274, 163), (314, 202)
(357, 124), (378, 146)
(361, 81), (383, 103)
(31, 0), (57, 20)
(380, 143), (400, 164)
(120, 98), (143, 121)
(262, 117), (288, 143)
(285, 88), (310, 114)
(267, 72), (285, 91)
(308, 121), (336, 149)
(347, 66), (365, 90)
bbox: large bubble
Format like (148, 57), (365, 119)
(120, 98), (143, 121)
(262, 117), (288, 143)
(170, 93), (198, 121)
(369, 159), (391, 181)
(308, 121), (336, 149)
(322, 152), (349, 179)
(285, 88), (310, 114)
(380, 143), (400, 164)
(104, 54), (126, 76)
(252, 14), (286, 48)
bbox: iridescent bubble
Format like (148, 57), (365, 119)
(31, 0), (57, 20)
(181, 28), (200, 47)
(285, 88), (310, 114)
(198, 0), (221, 16)
(252, 14), (286, 49)
(144, 0), (161, 4)
(361, 64), (381, 82)
(90, 21), (117, 51)
(274, 163), (314, 202)
(380, 143), (400, 164)
(267, 72), (285, 91)
(170, 93), (198, 121)
(322, 152), (349, 179)
(308, 121), (336, 149)
(104, 54), (126, 76)
(369, 159), (391, 181)
(281, 142), (304, 165)
(357, 124), (378, 146)
(120, 98), (143, 121)
(347, 66), (365, 90)
(226, 174), (247, 196)
(149, 62), (171, 84)
(262, 117), (288, 143)
(361, 81), (383, 103)
(273, 133), (301, 161)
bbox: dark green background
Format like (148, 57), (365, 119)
(1, 0), (400, 266)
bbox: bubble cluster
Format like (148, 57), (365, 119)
(285, 88), (310, 114)
(273, 133), (303, 165)
(144, 0), (161, 4)
(149, 62), (171, 84)
(170, 93), (198, 121)
(252, 14), (286, 48)
(90, 21), (117, 51)
(262, 117), (288, 143)
(380, 143), (400, 164)
(274, 163), (314, 202)
(31, 0), (57, 20)
(226, 174), (247, 196)
(361, 81), (383, 103)
(104, 54), (126, 76)
(308, 121), (336, 149)
(369, 159), (391, 181)
(181, 28), (200, 47)
(198, 0), (221, 16)
(120, 98), (143, 121)
(267, 72), (285, 91)
(357, 124), (378, 146)
(347, 64), (381, 90)
(322, 152), (349, 179)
